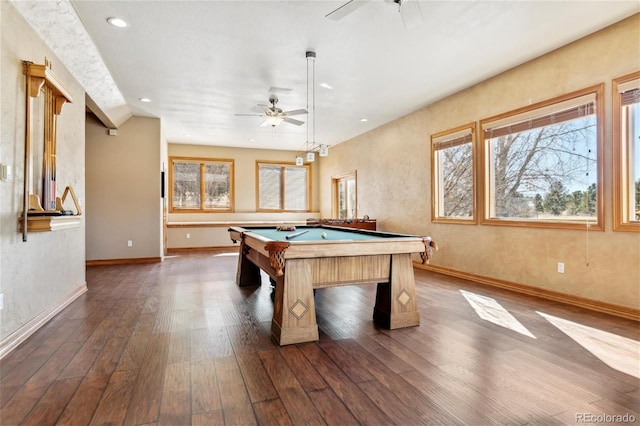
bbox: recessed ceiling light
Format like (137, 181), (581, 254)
(138, 97), (151, 103)
(107, 17), (128, 28)
(249, 138), (256, 142)
(360, 118), (368, 122)
(319, 82), (333, 90)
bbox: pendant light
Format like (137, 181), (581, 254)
(296, 50), (329, 163)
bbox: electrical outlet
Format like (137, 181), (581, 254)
(186, 233), (190, 239)
(127, 240), (133, 247)
(0, 164), (9, 180)
(557, 262), (565, 273)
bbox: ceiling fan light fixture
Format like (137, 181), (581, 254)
(264, 116), (284, 127)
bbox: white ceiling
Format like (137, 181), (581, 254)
(14, 1), (640, 152)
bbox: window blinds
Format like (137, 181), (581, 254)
(432, 128), (473, 150)
(618, 77), (640, 106)
(482, 93), (597, 139)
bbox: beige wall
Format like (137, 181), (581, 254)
(1, 2), (86, 342)
(320, 14), (640, 310)
(168, 143), (321, 215)
(166, 143), (321, 248)
(85, 115), (162, 260)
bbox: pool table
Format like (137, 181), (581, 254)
(228, 225), (436, 345)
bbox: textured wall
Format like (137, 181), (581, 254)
(167, 143), (321, 215)
(166, 143), (322, 248)
(320, 14), (640, 309)
(85, 115), (162, 261)
(1, 2), (86, 341)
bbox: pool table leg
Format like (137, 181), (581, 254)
(373, 253), (420, 329)
(236, 240), (262, 286)
(271, 259), (319, 345)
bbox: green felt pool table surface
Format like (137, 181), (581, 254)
(243, 226), (389, 242)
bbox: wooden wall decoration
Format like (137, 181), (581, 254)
(21, 59), (73, 241)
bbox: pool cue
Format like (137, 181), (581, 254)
(285, 230), (310, 240)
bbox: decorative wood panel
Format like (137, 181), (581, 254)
(310, 255), (391, 288)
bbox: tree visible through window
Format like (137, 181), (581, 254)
(481, 86), (603, 229)
(257, 162), (310, 211)
(431, 124), (476, 223)
(173, 162), (200, 209)
(170, 157), (233, 212)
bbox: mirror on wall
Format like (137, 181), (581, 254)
(29, 93), (45, 206)
(21, 59), (73, 240)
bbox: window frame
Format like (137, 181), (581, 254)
(430, 123), (477, 224)
(168, 156), (235, 213)
(255, 160), (311, 212)
(613, 71), (640, 232)
(479, 84), (604, 230)
(332, 170), (358, 219)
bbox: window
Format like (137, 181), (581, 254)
(480, 85), (603, 229)
(332, 171), (357, 219)
(613, 71), (640, 232)
(431, 124), (476, 223)
(169, 157), (234, 212)
(257, 161), (310, 211)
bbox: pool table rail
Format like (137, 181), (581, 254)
(229, 226), (436, 275)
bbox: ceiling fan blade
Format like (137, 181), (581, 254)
(283, 109), (308, 116)
(235, 113), (263, 117)
(325, 0), (366, 21)
(399, 0), (423, 30)
(283, 117), (305, 126)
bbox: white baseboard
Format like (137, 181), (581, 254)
(0, 282), (88, 360)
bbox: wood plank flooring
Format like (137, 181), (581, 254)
(1, 250), (638, 425)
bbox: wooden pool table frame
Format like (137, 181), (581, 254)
(229, 225), (435, 345)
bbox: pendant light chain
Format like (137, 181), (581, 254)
(296, 50), (325, 164)
(306, 52), (310, 152)
(312, 53), (316, 146)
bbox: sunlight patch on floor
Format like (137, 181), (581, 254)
(460, 290), (536, 338)
(538, 312), (640, 379)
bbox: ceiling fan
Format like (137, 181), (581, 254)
(326, 0), (424, 30)
(235, 96), (307, 127)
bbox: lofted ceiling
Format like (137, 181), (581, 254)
(13, 1), (640, 152)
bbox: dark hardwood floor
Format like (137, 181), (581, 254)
(1, 251), (638, 425)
